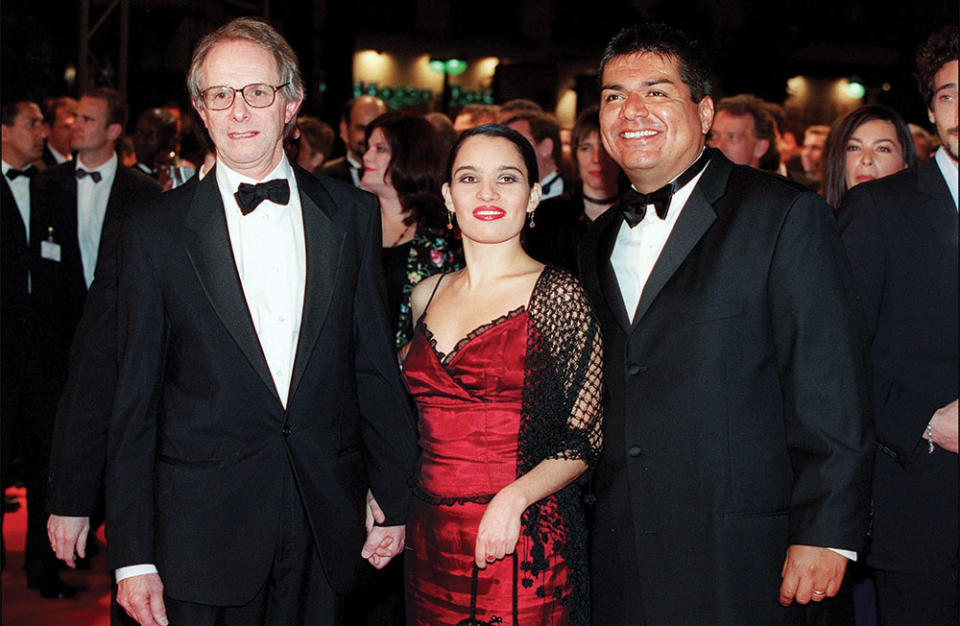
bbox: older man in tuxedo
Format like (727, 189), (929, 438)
(580, 23), (873, 624)
(106, 18), (417, 625)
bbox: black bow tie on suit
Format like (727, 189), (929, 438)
(6, 166), (37, 180)
(234, 178), (291, 215)
(621, 150), (711, 227)
(76, 168), (102, 183)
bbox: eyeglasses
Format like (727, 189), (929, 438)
(199, 82), (289, 111)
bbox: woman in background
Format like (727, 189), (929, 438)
(822, 105), (917, 211)
(361, 112), (461, 349)
(400, 124), (603, 625)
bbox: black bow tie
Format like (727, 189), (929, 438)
(234, 179), (291, 215)
(621, 150), (711, 227)
(6, 166), (37, 181)
(76, 168), (102, 183)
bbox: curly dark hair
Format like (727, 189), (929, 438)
(915, 26), (959, 107)
(365, 112), (448, 228)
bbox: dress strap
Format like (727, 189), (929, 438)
(423, 272), (446, 314)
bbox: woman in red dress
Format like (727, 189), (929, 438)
(398, 124), (603, 625)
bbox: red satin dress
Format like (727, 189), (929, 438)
(403, 309), (570, 625)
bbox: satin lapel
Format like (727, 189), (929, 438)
(594, 205), (632, 333)
(287, 168), (345, 402)
(631, 154), (726, 327)
(184, 168), (279, 403)
(916, 157), (955, 207)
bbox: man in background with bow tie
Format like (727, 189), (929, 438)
(2, 99), (48, 581)
(105, 17), (417, 626)
(579, 23), (874, 624)
(21, 90), (160, 599)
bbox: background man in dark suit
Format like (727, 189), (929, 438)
(29, 87), (161, 598)
(321, 95), (387, 186)
(41, 97), (77, 168)
(838, 25), (958, 625)
(39, 88), (161, 572)
(580, 23), (874, 624)
(106, 18), (416, 626)
(1, 99), (48, 579)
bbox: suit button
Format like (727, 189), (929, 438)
(627, 363), (646, 375)
(628, 446), (641, 457)
(281, 425), (292, 436)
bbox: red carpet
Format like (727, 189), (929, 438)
(1, 487), (112, 625)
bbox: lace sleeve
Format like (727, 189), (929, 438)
(519, 266), (604, 473)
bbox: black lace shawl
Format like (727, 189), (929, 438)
(517, 265), (603, 625)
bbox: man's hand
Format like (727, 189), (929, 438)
(47, 514), (90, 568)
(930, 399), (958, 454)
(364, 488), (386, 533)
(117, 573), (168, 626)
(361, 524), (405, 569)
(779, 545), (848, 606)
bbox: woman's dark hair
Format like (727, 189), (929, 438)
(446, 123), (540, 186)
(822, 105), (917, 210)
(571, 106), (601, 156)
(365, 112), (447, 227)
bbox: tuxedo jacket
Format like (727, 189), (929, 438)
(37, 162), (162, 514)
(2, 176), (34, 469)
(1, 175), (32, 333)
(105, 166), (418, 606)
(320, 155), (356, 185)
(838, 158), (958, 574)
(580, 149), (873, 624)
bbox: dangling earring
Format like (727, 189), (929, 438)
(447, 210), (454, 229)
(528, 210), (535, 229)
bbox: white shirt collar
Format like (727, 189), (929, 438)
(934, 147), (958, 210)
(47, 144), (72, 163)
(76, 152), (118, 182)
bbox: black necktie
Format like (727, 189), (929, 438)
(6, 167), (36, 181)
(234, 179), (291, 215)
(621, 150), (711, 227)
(76, 168), (102, 183)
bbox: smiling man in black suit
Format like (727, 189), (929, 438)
(580, 23), (874, 624)
(105, 17), (416, 626)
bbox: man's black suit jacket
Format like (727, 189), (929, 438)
(580, 149), (874, 624)
(2, 176), (34, 483)
(838, 157), (958, 574)
(106, 166), (418, 606)
(320, 155), (357, 185)
(34, 161), (162, 515)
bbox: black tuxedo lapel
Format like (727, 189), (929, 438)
(917, 156), (955, 206)
(288, 168), (345, 403)
(631, 153), (727, 328)
(184, 168), (280, 404)
(592, 205), (632, 333)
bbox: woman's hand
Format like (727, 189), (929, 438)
(474, 486), (527, 569)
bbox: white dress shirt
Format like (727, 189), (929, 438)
(217, 157), (306, 409)
(611, 160), (707, 322)
(934, 147), (958, 210)
(539, 169), (565, 201)
(116, 157), (306, 584)
(76, 153), (117, 288)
